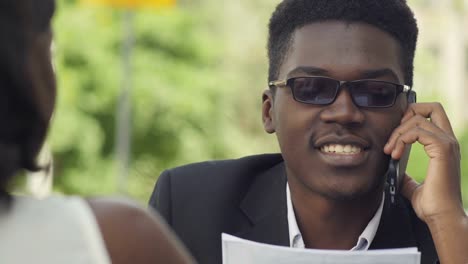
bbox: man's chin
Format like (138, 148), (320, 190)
(315, 182), (384, 202)
(320, 189), (374, 202)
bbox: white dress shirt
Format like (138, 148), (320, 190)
(287, 183), (384, 250)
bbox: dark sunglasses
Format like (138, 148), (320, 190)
(269, 76), (412, 108)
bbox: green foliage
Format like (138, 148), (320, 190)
(50, 0), (232, 201)
(50, 0), (468, 208)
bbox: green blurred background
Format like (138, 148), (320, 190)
(42, 0), (468, 205)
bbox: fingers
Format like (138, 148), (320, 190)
(384, 102), (458, 160)
(401, 103), (454, 136)
(384, 117), (449, 159)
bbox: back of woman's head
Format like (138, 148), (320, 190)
(0, 0), (55, 195)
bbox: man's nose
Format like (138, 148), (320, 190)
(319, 88), (365, 125)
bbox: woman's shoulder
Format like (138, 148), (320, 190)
(3, 195), (195, 263)
(86, 197), (195, 264)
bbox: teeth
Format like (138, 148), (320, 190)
(335, 145), (343, 153)
(344, 145), (351, 153)
(320, 144), (362, 154)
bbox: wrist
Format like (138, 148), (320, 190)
(424, 210), (468, 264)
(425, 209), (468, 232)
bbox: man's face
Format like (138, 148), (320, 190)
(263, 21), (408, 200)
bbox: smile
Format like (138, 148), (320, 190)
(320, 144), (362, 155)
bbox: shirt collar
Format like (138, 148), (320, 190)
(286, 183), (384, 250)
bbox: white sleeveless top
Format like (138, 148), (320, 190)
(0, 195), (111, 264)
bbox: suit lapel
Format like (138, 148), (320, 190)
(232, 163), (419, 250)
(235, 162), (290, 247)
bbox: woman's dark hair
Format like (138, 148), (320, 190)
(268, 0), (418, 87)
(0, 0), (56, 196)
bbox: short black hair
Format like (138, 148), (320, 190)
(268, 0), (418, 87)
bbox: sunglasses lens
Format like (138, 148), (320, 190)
(286, 77), (401, 107)
(290, 77), (338, 104)
(349, 81), (397, 107)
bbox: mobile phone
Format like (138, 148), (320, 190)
(387, 146), (411, 204)
(386, 90), (416, 204)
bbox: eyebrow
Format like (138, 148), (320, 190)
(360, 68), (400, 81)
(287, 66), (329, 77)
(286, 67), (400, 82)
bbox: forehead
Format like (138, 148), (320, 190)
(279, 21), (403, 82)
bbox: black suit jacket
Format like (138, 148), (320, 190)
(149, 154), (438, 264)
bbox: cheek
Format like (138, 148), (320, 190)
(370, 108), (405, 147)
(274, 100), (315, 142)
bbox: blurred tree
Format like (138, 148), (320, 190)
(51, 0), (231, 201)
(50, 0), (468, 206)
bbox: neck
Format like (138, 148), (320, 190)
(288, 175), (383, 250)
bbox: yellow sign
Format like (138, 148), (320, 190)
(81, 0), (175, 8)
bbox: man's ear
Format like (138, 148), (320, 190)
(407, 91), (417, 104)
(262, 89), (276, 134)
(398, 91), (417, 116)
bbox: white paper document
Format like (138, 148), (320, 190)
(222, 233), (420, 264)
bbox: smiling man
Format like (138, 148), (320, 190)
(149, 1), (468, 264)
